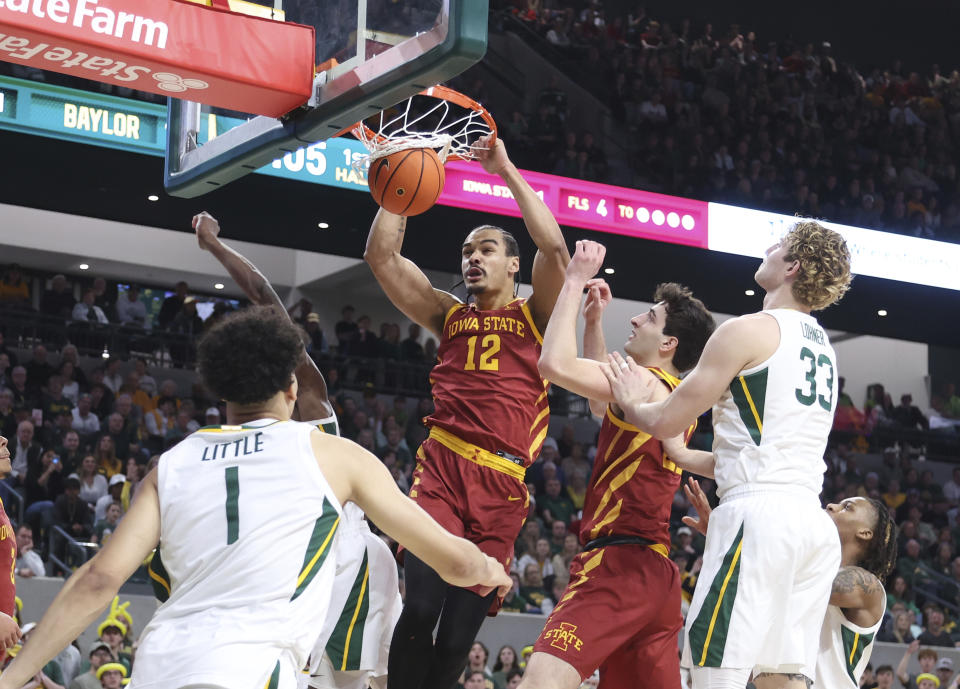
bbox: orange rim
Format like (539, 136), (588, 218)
(348, 85), (497, 161)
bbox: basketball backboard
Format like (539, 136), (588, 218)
(164, 0), (487, 198)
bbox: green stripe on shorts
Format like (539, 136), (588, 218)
(688, 522), (744, 667)
(327, 549), (371, 671)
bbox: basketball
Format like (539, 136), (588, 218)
(367, 147), (445, 216)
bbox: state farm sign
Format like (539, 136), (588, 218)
(0, 0), (314, 117)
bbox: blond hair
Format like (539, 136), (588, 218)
(782, 220), (852, 310)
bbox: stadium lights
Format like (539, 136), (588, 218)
(878, 309), (888, 317)
(745, 289), (755, 296)
(214, 283), (225, 290)
(604, 268), (615, 275)
(79, 263), (89, 270)
(317, 222), (329, 229)
(147, 194), (159, 202)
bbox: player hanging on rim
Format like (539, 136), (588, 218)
(603, 220), (853, 689)
(0, 307), (511, 689)
(364, 133), (569, 689)
(522, 239), (715, 689)
(192, 212), (400, 689)
(683, 479), (898, 689)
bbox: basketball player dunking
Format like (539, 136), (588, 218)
(604, 221), (853, 689)
(522, 240), (715, 689)
(193, 212), (401, 689)
(364, 134), (569, 689)
(0, 308), (511, 689)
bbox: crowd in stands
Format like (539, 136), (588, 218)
(482, 1), (960, 243)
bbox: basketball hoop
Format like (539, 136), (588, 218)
(350, 86), (497, 170)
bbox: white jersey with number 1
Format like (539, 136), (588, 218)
(131, 418), (342, 689)
(711, 308), (838, 499)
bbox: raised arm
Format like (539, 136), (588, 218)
(897, 640), (919, 686)
(363, 209), (459, 338)
(0, 471), (161, 689)
(539, 241), (626, 404)
(582, 278), (612, 418)
(474, 135), (569, 332)
(194, 212), (333, 421)
(313, 432), (510, 593)
(604, 314), (776, 439)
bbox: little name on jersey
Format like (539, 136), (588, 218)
(448, 315), (526, 338)
(801, 322), (826, 345)
(200, 432), (264, 462)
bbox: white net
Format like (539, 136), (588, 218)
(352, 91), (495, 173)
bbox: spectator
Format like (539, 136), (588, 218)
(14, 525), (45, 578)
(347, 315), (380, 358)
(400, 323), (424, 361)
(25, 345), (54, 394)
(40, 275), (75, 319)
(0, 388), (14, 439)
(101, 360), (122, 396)
(303, 313), (328, 355)
(500, 573), (535, 613)
(145, 397), (176, 453)
(95, 662), (127, 689)
(92, 502), (122, 545)
(25, 446), (64, 517)
(462, 643), (496, 689)
(934, 659), (953, 689)
(896, 643), (938, 689)
(516, 538), (555, 584)
(76, 455), (107, 507)
(334, 305), (359, 348)
(462, 670), (489, 689)
(56, 430), (82, 475)
(93, 435), (122, 478)
(114, 285), (147, 327)
(94, 475), (125, 522)
(58, 362), (80, 406)
(9, 366), (34, 410)
(157, 281), (188, 330)
(883, 479), (906, 510)
(71, 288), (109, 324)
(8, 419), (41, 484)
(551, 532), (580, 577)
(879, 610), (916, 644)
(68, 641), (112, 689)
(0, 263), (30, 306)
(132, 359), (156, 398)
(875, 666), (894, 689)
(893, 394), (930, 431)
(54, 473), (93, 540)
(491, 646), (519, 689)
(70, 394), (99, 440)
(917, 605), (953, 647)
(377, 425), (412, 467)
(519, 563), (549, 612)
(164, 409), (195, 447)
(537, 477), (575, 526)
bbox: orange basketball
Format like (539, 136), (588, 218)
(367, 147), (445, 216)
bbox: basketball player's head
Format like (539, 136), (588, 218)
(825, 497), (898, 581)
(461, 225), (520, 296)
(754, 220), (852, 310)
(197, 306), (303, 415)
(624, 283), (715, 373)
(0, 434), (9, 479)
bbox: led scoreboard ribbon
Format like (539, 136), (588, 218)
(2, 74), (959, 291)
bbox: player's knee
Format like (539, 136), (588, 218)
(395, 595), (443, 631)
(690, 666), (753, 689)
(517, 652), (581, 689)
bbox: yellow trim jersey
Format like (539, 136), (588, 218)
(132, 419), (342, 689)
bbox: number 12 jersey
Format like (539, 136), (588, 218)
(711, 309), (838, 500)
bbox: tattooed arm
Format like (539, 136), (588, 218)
(830, 566), (886, 625)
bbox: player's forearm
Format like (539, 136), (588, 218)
(0, 562), (120, 688)
(363, 209), (407, 267)
(498, 163), (565, 256)
(618, 398), (674, 439)
(672, 449), (715, 479)
(204, 237), (282, 309)
(539, 279), (586, 382)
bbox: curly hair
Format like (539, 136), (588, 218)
(862, 498), (899, 582)
(782, 220), (853, 311)
(654, 282), (716, 373)
(197, 306), (303, 405)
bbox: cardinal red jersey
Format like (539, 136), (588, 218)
(0, 498), (16, 618)
(426, 298), (549, 465)
(579, 368), (695, 551)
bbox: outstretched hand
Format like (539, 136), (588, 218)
(567, 240), (606, 283)
(681, 477), (712, 537)
(193, 211), (221, 251)
(583, 278), (612, 324)
(474, 133), (510, 176)
(601, 351), (658, 411)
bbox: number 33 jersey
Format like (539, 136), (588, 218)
(132, 419), (342, 689)
(426, 298), (549, 466)
(711, 309), (837, 499)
